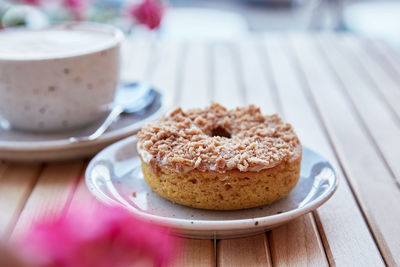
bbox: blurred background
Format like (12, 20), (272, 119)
(1, 0), (399, 48)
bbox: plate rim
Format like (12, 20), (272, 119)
(85, 136), (339, 231)
(0, 91), (167, 152)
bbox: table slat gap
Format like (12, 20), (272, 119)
(10, 162), (84, 241)
(363, 40), (400, 103)
(172, 42), (189, 108)
(315, 35), (400, 187)
(171, 40), (215, 265)
(234, 39), (281, 114)
(68, 161), (109, 218)
(370, 40), (400, 83)
(218, 234), (272, 267)
(179, 42), (210, 109)
(0, 163), (42, 239)
(149, 41), (186, 108)
(262, 34), (384, 266)
(212, 39), (272, 264)
(312, 211), (335, 266)
(242, 35), (327, 265)
(62, 160), (89, 214)
(229, 42), (248, 106)
(338, 36), (400, 126)
(268, 214), (329, 267)
(288, 33), (398, 266)
(211, 43), (242, 108)
(172, 239), (215, 267)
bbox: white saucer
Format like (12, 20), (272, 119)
(0, 90), (165, 162)
(86, 136), (338, 239)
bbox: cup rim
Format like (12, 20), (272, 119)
(0, 21), (125, 61)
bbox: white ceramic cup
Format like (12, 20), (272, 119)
(0, 22), (124, 132)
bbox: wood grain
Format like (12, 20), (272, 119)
(236, 37), (328, 266)
(341, 37), (400, 120)
(269, 214), (327, 267)
(370, 40), (400, 84)
(234, 39), (280, 114)
(289, 33), (399, 266)
(179, 42), (210, 109)
(2, 35), (397, 267)
(262, 34), (385, 266)
(211, 42), (243, 108)
(212, 39), (273, 266)
(173, 239), (215, 267)
(212, 39), (274, 266)
(150, 41), (184, 108)
(67, 162), (102, 217)
(255, 38), (327, 264)
(172, 41), (216, 266)
(0, 163), (41, 238)
(10, 162), (84, 239)
(218, 234), (271, 267)
(320, 35), (400, 182)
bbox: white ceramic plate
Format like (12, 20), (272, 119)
(86, 136), (338, 239)
(0, 90), (165, 162)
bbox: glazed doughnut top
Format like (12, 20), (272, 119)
(137, 104), (301, 173)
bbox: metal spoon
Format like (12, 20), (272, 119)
(69, 82), (156, 143)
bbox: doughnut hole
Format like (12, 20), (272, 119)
(211, 126), (231, 138)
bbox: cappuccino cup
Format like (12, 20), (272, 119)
(0, 22), (124, 132)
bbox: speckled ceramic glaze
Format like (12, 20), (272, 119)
(0, 22), (124, 131)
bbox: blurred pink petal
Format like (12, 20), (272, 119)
(63, 0), (87, 20)
(20, 204), (178, 267)
(21, 0), (41, 6)
(129, 0), (164, 30)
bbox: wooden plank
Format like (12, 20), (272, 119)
(356, 39), (400, 112)
(10, 162), (84, 239)
(179, 42), (210, 109)
(289, 33), (398, 266)
(173, 239), (215, 267)
(67, 163), (102, 217)
(149, 41), (184, 109)
(172, 40), (215, 266)
(261, 35), (346, 266)
(269, 214), (327, 267)
(218, 234), (271, 267)
(234, 40), (280, 114)
(211, 42), (243, 108)
(213, 39), (272, 266)
(0, 163), (41, 238)
(317, 35), (400, 183)
(234, 36), (328, 266)
(263, 35), (384, 266)
(370, 40), (400, 83)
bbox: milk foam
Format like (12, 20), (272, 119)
(0, 27), (118, 60)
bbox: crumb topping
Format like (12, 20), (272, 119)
(136, 104), (301, 173)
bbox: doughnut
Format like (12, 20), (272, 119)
(136, 104), (302, 210)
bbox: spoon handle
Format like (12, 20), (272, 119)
(69, 105), (124, 143)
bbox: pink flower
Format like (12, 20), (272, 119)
(63, 0), (88, 20)
(129, 0), (164, 30)
(19, 204), (178, 267)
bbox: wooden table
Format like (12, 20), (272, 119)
(1, 34), (399, 266)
